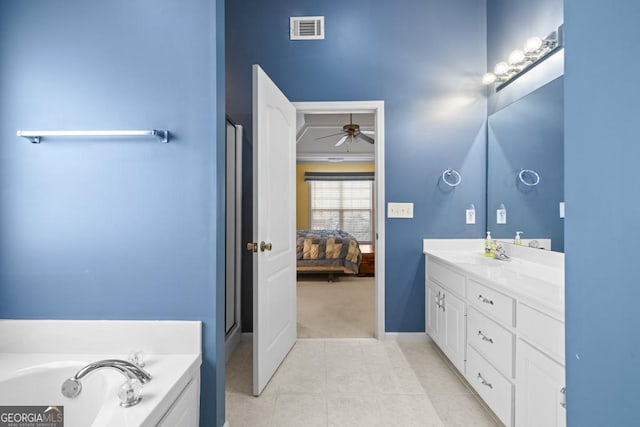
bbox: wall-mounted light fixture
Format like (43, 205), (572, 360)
(482, 25), (564, 91)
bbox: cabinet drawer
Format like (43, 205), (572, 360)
(467, 346), (514, 427)
(427, 259), (465, 297)
(517, 303), (565, 364)
(468, 279), (514, 326)
(467, 306), (514, 378)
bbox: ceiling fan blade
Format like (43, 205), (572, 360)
(316, 131), (346, 140)
(361, 130), (375, 135)
(335, 135), (349, 147)
(356, 132), (375, 144)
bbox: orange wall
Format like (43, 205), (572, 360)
(296, 162), (375, 230)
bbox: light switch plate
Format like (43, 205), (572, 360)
(559, 202), (565, 218)
(388, 202), (414, 218)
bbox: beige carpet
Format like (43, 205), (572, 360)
(297, 275), (375, 338)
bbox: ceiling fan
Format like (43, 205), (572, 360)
(316, 114), (375, 147)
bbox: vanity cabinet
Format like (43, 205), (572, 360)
(516, 340), (566, 427)
(425, 261), (466, 373)
(426, 268), (466, 373)
(425, 251), (565, 427)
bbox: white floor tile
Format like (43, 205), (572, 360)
(225, 338), (501, 427)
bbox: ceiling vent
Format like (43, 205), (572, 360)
(290, 16), (324, 40)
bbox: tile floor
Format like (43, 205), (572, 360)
(225, 339), (502, 427)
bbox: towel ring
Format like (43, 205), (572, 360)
(442, 169), (462, 187)
(519, 169), (540, 186)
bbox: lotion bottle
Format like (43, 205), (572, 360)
(484, 231), (494, 257)
(514, 231), (523, 246)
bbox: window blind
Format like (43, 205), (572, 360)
(304, 171), (375, 182)
(309, 179), (373, 242)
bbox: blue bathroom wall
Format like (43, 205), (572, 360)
(226, 0), (487, 333)
(0, 1), (224, 426)
(564, 1), (640, 425)
(487, 0), (564, 114)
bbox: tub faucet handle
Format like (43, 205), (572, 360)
(128, 350), (146, 368)
(118, 379), (143, 407)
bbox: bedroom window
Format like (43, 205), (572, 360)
(308, 179), (373, 243)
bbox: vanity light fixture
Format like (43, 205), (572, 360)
(482, 25), (564, 91)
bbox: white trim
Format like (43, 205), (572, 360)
(384, 332), (431, 341)
(293, 100), (385, 339)
(225, 324), (241, 362)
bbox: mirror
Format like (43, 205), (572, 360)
(487, 77), (564, 252)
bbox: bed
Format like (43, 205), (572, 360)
(296, 229), (362, 276)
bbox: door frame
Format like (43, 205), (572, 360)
(293, 100), (385, 338)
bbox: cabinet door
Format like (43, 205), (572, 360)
(516, 340), (566, 427)
(426, 280), (442, 344)
(442, 290), (466, 373)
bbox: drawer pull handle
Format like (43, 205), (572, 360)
(441, 293), (446, 312)
(478, 330), (494, 344)
(560, 387), (567, 408)
(478, 294), (494, 305)
(477, 373), (493, 389)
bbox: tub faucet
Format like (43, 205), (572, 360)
(61, 359), (152, 407)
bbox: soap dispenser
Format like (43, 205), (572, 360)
(514, 231), (523, 246)
(484, 231), (494, 257)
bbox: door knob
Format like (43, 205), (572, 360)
(260, 241), (273, 252)
(246, 242), (257, 252)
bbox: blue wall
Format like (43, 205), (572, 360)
(564, 1), (640, 425)
(227, 0), (487, 333)
(0, 1), (225, 425)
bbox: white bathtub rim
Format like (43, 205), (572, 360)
(0, 352), (201, 427)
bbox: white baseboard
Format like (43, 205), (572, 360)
(225, 325), (241, 362)
(241, 332), (253, 343)
(383, 332), (430, 341)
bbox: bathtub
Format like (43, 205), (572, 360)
(0, 320), (202, 427)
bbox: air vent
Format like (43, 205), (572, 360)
(290, 16), (324, 40)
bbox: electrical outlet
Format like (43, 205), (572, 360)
(466, 208), (476, 224)
(388, 202), (414, 218)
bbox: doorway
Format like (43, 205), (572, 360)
(293, 101), (386, 339)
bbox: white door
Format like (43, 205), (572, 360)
(442, 290), (466, 373)
(252, 64), (297, 396)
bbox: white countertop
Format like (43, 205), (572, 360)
(423, 240), (565, 320)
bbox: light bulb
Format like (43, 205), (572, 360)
(508, 49), (525, 65)
(494, 62), (510, 76)
(524, 36), (543, 54)
(482, 72), (497, 85)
